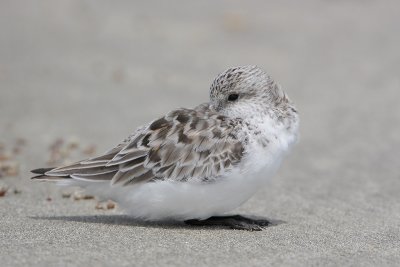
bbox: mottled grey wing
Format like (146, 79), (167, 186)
(42, 107), (244, 186)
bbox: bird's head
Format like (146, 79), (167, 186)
(209, 66), (297, 124)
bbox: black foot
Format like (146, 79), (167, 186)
(185, 215), (270, 231)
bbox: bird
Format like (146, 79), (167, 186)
(31, 65), (299, 231)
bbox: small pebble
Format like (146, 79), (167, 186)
(95, 202), (104, 210)
(95, 201), (116, 210)
(223, 12), (246, 32)
(107, 202), (116, 209)
(61, 192), (72, 198)
(82, 145), (96, 156)
(0, 186), (7, 197)
(0, 154), (10, 161)
(67, 139), (80, 150)
(73, 191), (94, 200)
(0, 161), (19, 176)
(13, 188), (21, 194)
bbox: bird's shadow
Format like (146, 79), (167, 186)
(30, 214), (185, 229)
(30, 214), (286, 231)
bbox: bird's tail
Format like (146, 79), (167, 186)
(31, 167), (72, 181)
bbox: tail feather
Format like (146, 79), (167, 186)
(31, 167), (72, 181)
(31, 174), (71, 181)
(31, 143), (123, 183)
(31, 167), (55, 175)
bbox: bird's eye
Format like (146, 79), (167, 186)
(227, 93), (239, 102)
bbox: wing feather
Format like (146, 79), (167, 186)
(32, 105), (246, 186)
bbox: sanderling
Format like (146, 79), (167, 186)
(32, 65), (299, 231)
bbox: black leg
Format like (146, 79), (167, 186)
(185, 215), (270, 231)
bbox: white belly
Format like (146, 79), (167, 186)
(77, 142), (285, 221)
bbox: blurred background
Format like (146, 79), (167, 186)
(1, 0), (399, 266)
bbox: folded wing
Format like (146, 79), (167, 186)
(32, 106), (245, 186)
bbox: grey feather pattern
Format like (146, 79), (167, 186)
(39, 104), (245, 186)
